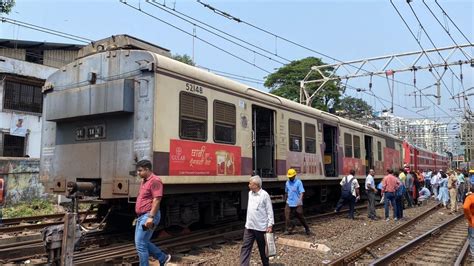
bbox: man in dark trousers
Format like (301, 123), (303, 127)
(365, 169), (377, 220)
(240, 175), (274, 266)
(134, 159), (171, 266)
(335, 169), (360, 219)
(284, 168), (311, 235)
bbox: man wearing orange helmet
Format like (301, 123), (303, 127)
(283, 168), (311, 235)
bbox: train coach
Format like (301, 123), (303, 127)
(40, 35), (406, 229)
(402, 141), (449, 172)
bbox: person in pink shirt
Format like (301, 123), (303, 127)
(382, 169), (400, 221)
(134, 159), (171, 266)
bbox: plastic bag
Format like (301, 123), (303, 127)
(265, 232), (276, 257)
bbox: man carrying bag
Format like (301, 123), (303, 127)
(240, 175), (274, 266)
(335, 169), (360, 219)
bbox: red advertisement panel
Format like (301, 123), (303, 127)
(342, 158), (364, 176)
(384, 148), (401, 171)
(169, 140), (241, 176)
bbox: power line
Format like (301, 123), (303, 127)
(390, 0), (460, 123)
(196, 0), (336, 62)
(120, 0), (272, 74)
(147, 0), (291, 65)
(196, 0), (454, 103)
(197, 65), (264, 84)
(406, 1), (464, 98)
(435, 0), (474, 48)
(0, 17), (92, 44)
(422, 0), (471, 61)
(1, 19), (265, 87)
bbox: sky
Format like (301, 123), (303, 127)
(1, 0), (473, 127)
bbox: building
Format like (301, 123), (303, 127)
(0, 39), (83, 157)
(375, 113), (449, 154)
(461, 121), (474, 165)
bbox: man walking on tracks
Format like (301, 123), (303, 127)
(382, 169), (400, 221)
(134, 159), (171, 266)
(284, 168), (312, 235)
(463, 185), (474, 257)
(240, 175), (274, 266)
(335, 169), (360, 220)
(365, 169), (377, 220)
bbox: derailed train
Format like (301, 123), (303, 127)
(40, 35), (448, 228)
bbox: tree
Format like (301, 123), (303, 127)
(0, 0), (15, 14)
(335, 96), (374, 123)
(264, 57), (342, 112)
(172, 54), (195, 66)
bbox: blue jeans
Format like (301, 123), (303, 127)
(135, 211), (168, 266)
(384, 192), (397, 219)
(469, 227), (474, 256)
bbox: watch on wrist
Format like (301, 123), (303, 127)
(147, 215), (154, 218)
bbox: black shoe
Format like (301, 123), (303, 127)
(305, 229), (313, 236)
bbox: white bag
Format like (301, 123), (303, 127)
(265, 232), (276, 257)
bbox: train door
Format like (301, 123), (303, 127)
(364, 135), (374, 173)
(323, 125), (338, 177)
(252, 106), (275, 177)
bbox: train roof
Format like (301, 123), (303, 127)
(76, 35), (171, 59)
(150, 49), (397, 140)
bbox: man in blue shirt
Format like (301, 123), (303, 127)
(284, 168), (311, 235)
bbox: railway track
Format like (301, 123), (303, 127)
(1, 211), (96, 226)
(0, 216), (97, 234)
(371, 213), (466, 265)
(1, 203), (371, 265)
(328, 203), (460, 265)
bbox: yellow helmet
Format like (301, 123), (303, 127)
(287, 168), (297, 178)
(470, 169), (474, 173)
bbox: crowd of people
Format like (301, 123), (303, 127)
(133, 159), (474, 265)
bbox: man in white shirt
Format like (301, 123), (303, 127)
(335, 169), (360, 219)
(365, 169), (377, 220)
(240, 175), (274, 266)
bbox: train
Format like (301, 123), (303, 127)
(39, 35), (448, 229)
(402, 141), (449, 172)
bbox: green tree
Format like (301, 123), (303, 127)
(0, 0), (15, 14)
(172, 54), (195, 66)
(264, 57), (341, 111)
(335, 96), (374, 123)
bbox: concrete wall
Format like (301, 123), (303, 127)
(0, 158), (45, 206)
(0, 56), (58, 158)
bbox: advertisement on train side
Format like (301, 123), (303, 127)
(169, 140), (241, 176)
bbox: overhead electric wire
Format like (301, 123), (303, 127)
(422, 1), (471, 61)
(146, 0), (291, 65)
(120, 0), (272, 74)
(0, 17), (92, 44)
(197, 65), (264, 84)
(435, 0), (474, 48)
(390, 0), (460, 123)
(0, 19), (264, 87)
(346, 85), (432, 120)
(406, 1), (464, 97)
(195, 0), (451, 101)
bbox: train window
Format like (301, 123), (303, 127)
(344, 133), (353, 158)
(386, 139), (395, 149)
(289, 119), (302, 152)
(305, 123), (316, 154)
(180, 92), (207, 141)
(353, 135), (361, 159)
(213, 101), (236, 144)
(377, 141), (382, 161)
